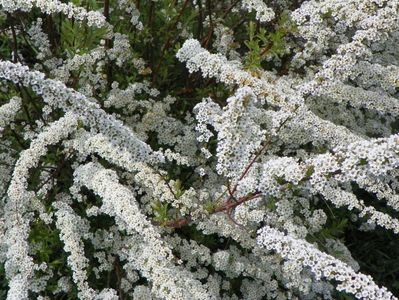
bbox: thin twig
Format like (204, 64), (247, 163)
(9, 15), (19, 63)
(152, 0), (190, 84)
(104, 0), (113, 90)
(202, 0), (241, 48)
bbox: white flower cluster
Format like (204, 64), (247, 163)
(242, 0), (275, 23)
(195, 87), (266, 179)
(178, 39), (362, 148)
(0, 0), (109, 28)
(0, 60), (153, 163)
(212, 24), (240, 59)
(176, 39), (280, 105)
(47, 32), (134, 95)
(26, 18), (52, 61)
(107, 33), (132, 67)
(297, 0), (399, 93)
(73, 162), (216, 300)
(117, 0), (143, 30)
(0, 96), (21, 134)
(53, 200), (96, 300)
(1, 0), (399, 298)
(257, 226), (396, 300)
(4, 113), (78, 300)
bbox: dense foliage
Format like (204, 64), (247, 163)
(0, 0), (399, 299)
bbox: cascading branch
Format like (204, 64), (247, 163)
(0, 0), (398, 299)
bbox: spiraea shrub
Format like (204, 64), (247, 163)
(0, 0), (399, 299)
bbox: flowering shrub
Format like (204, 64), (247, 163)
(0, 0), (398, 299)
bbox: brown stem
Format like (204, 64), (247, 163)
(10, 129), (26, 149)
(19, 84), (47, 124)
(197, 0), (203, 39)
(155, 169), (179, 201)
(158, 192), (262, 229)
(260, 43), (273, 58)
(113, 257), (124, 299)
(229, 105), (300, 197)
(146, 1), (156, 71)
(9, 15), (19, 63)
(104, 0), (113, 90)
(104, 0), (110, 21)
(37, 153), (73, 202)
(215, 192), (262, 213)
(221, 0), (241, 20)
(202, 0), (214, 49)
(15, 83), (33, 125)
(202, 0), (241, 48)
(45, 15), (58, 54)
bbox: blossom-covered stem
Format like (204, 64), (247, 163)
(154, 169), (179, 201)
(53, 200), (97, 300)
(0, 0), (110, 29)
(161, 105), (298, 229)
(1, 1), (399, 297)
(4, 113), (79, 300)
(0, 60), (153, 162)
(257, 226), (397, 300)
(0, 96), (21, 131)
(74, 162), (217, 300)
(229, 104), (299, 196)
